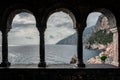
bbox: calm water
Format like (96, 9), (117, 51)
(0, 45), (102, 64)
(83, 46), (102, 63)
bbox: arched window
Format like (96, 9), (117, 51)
(83, 9), (118, 67)
(45, 10), (77, 65)
(8, 12), (39, 65)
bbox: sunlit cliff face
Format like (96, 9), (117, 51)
(101, 17), (109, 29)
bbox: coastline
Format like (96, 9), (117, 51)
(85, 43), (106, 50)
(86, 42), (114, 65)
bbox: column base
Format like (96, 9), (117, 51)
(0, 61), (11, 67)
(111, 61), (119, 67)
(77, 63), (85, 67)
(38, 62), (46, 67)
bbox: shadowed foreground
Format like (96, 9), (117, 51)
(8, 64), (117, 68)
(0, 64), (119, 80)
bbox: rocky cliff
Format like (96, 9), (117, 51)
(86, 16), (118, 66)
(85, 14), (114, 49)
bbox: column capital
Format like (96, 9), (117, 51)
(1, 27), (11, 33)
(76, 21), (86, 33)
(36, 24), (46, 33)
(110, 27), (117, 33)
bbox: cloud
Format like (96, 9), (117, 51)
(12, 23), (35, 28)
(11, 27), (38, 37)
(55, 22), (73, 28)
(12, 13), (36, 25)
(49, 35), (54, 39)
(8, 26), (39, 45)
(48, 11), (73, 28)
(7, 12), (39, 45)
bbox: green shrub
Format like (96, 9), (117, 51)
(100, 56), (107, 61)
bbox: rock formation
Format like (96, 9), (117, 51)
(70, 54), (78, 64)
(87, 42), (114, 64)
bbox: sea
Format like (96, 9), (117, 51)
(0, 45), (102, 64)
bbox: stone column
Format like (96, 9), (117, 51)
(75, 11), (88, 67)
(76, 28), (85, 67)
(37, 26), (46, 67)
(110, 27), (118, 66)
(0, 29), (11, 67)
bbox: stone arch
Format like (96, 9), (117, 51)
(0, 6), (38, 67)
(94, 8), (116, 28)
(7, 9), (36, 30)
(7, 10), (40, 64)
(47, 8), (76, 29)
(85, 8), (119, 66)
(41, 3), (81, 29)
(1, 4), (36, 31)
(45, 8), (77, 64)
(42, 4), (85, 66)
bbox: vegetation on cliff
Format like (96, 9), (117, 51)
(87, 29), (113, 45)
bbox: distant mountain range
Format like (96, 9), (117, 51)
(56, 25), (95, 45)
(56, 33), (77, 45)
(83, 25), (95, 43)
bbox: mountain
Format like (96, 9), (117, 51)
(87, 15), (113, 45)
(56, 25), (95, 45)
(82, 25), (95, 43)
(56, 33), (77, 45)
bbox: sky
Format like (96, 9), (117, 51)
(8, 13), (39, 45)
(86, 12), (101, 27)
(45, 11), (76, 44)
(0, 11), (101, 45)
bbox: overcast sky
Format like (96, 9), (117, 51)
(0, 11), (101, 46)
(86, 12), (101, 27)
